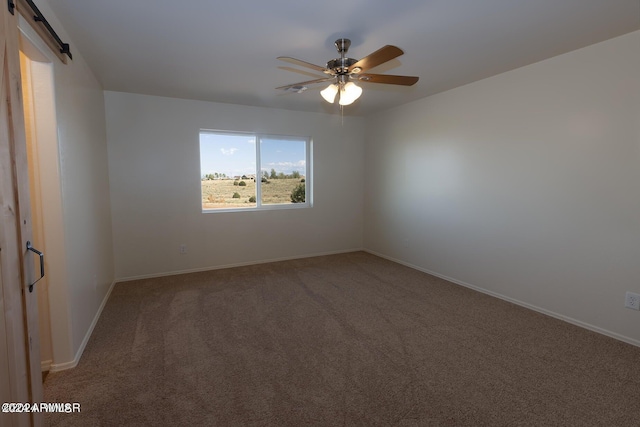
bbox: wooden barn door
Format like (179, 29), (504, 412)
(1, 3), (43, 427)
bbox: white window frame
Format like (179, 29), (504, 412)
(200, 129), (312, 213)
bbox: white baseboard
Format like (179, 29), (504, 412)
(41, 359), (52, 372)
(364, 249), (640, 349)
(48, 279), (117, 372)
(115, 248), (364, 283)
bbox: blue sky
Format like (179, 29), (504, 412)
(200, 132), (306, 177)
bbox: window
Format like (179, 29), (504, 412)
(200, 130), (311, 211)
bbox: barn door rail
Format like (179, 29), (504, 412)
(21, 0), (72, 59)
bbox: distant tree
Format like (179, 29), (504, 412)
(290, 183), (305, 203)
(277, 172), (286, 179)
(270, 168), (277, 179)
(232, 192), (241, 199)
(292, 171), (300, 179)
(233, 180), (239, 186)
(263, 170), (269, 180)
(239, 181), (247, 186)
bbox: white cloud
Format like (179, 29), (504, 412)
(220, 148), (238, 156)
(267, 160), (306, 168)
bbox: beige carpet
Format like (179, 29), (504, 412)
(44, 252), (640, 426)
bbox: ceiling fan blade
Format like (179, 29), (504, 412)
(348, 45), (404, 74)
(277, 56), (329, 74)
(276, 77), (334, 91)
(356, 73), (419, 86)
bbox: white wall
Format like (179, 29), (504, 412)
(105, 92), (364, 279)
(20, 3), (115, 368)
(364, 31), (640, 345)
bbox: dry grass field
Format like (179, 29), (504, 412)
(201, 178), (305, 209)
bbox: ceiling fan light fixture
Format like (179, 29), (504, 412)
(321, 83), (338, 103)
(338, 82), (362, 106)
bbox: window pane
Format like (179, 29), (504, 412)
(200, 132), (257, 209)
(260, 138), (306, 205)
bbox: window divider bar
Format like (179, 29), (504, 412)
(255, 135), (262, 207)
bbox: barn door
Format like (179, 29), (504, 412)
(1, 3), (43, 427)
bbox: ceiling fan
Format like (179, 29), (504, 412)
(276, 38), (419, 106)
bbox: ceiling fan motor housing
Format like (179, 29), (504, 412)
(326, 57), (357, 74)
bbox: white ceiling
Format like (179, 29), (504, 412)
(46, 0), (639, 116)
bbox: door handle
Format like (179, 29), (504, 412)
(26, 241), (44, 293)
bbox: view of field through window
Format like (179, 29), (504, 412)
(200, 131), (308, 210)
